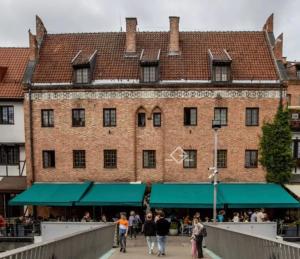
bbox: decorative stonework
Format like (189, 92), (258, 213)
(25, 89), (283, 101)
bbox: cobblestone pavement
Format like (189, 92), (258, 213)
(108, 236), (212, 259)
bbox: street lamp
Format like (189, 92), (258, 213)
(209, 120), (221, 224)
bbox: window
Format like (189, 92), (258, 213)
(73, 150), (86, 168)
(142, 66), (158, 83)
(153, 113), (161, 127)
(217, 150), (227, 168)
(245, 150), (258, 168)
(214, 65), (230, 82)
(103, 108), (116, 127)
(143, 150), (156, 168)
(72, 109), (85, 127)
(42, 150), (55, 168)
(214, 108), (228, 126)
(104, 149), (117, 168)
(0, 146), (19, 165)
(138, 112), (146, 127)
(41, 109), (54, 127)
(184, 107), (197, 126)
(246, 108), (259, 126)
(183, 150), (197, 168)
(0, 106), (14, 124)
(75, 68), (89, 84)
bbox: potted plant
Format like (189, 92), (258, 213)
(169, 222), (179, 236)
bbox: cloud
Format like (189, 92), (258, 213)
(0, 0), (299, 59)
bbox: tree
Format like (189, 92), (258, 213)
(259, 104), (294, 183)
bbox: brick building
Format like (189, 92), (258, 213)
(22, 14), (285, 186)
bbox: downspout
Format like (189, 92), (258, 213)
(28, 87), (35, 183)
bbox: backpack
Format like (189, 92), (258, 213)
(132, 216), (139, 227)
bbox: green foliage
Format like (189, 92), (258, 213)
(259, 105), (294, 183)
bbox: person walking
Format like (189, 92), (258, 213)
(144, 212), (156, 255)
(191, 217), (205, 259)
(128, 211), (140, 239)
(116, 212), (129, 253)
(155, 210), (170, 257)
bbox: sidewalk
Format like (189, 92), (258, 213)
(106, 236), (212, 259)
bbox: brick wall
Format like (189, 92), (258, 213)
(24, 89), (279, 184)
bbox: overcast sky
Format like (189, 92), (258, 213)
(0, 0), (299, 60)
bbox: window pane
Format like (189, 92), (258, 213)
(183, 150), (197, 168)
(138, 113), (146, 127)
(72, 109), (85, 127)
(104, 150), (117, 168)
(215, 108), (227, 126)
(153, 113), (161, 127)
(217, 150), (227, 168)
(73, 150), (86, 168)
(143, 150), (156, 168)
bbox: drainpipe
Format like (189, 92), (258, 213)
(28, 88), (36, 183)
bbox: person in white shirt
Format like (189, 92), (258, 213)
(232, 212), (240, 222)
(256, 209), (265, 223)
(250, 210), (258, 222)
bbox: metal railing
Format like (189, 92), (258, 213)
(205, 224), (300, 259)
(0, 223), (115, 259)
(0, 221), (41, 237)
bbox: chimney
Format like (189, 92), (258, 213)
(169, 16), (180, 55)
(274, 33), (283, 61)
(36, 15), (47, 48)
(263, 13), (274, 33)
(125, 17), (137, 54)
(29, 30), (38, 61)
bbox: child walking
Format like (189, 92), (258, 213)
(116, 212), (129, 253)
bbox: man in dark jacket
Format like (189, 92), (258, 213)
(155, 210), (170, 256)
(144, 213), (156, 254)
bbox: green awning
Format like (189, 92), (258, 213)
(76, 183), (146, 206)
(218, 183), (300, 208)
(150, 183), (223, 208)
(9, 182), (92, 206)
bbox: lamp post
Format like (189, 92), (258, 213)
(211, 120), (221, 224)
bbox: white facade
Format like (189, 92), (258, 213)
(0, 101), (26, 176)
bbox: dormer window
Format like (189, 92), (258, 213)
(75, 68), (89, 84)
(140, 49), (160, 83)
(142, 66), (158, 83)
(71, 50), (97, 85)
(214, 65), (230, 82)
(208, 49), (232, 83)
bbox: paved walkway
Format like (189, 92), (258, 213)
(106, 236), (213, 259)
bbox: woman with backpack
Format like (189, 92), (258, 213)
(191, 217), (205, 258)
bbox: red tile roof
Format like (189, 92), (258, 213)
(32, 31), (279, 83)
(0, 48), (30, 98)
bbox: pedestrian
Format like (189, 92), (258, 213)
(251, 210), (258, 222)
(191, 217), (205, 259)
(144, 212), (156, 255)
(155, 210), (170, 257)
(81, 212), (91, 222)
(217, 210), (225, 222)
(0, 214), (6, 236)
(100, 214), (107, 223)
(128, 211), (141, 239)
(232, 212), (239, 222)
(116, 212), (129, 253)
(257, 209), (265, 223)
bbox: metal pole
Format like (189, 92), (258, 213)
(213, 128), (218, 224)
